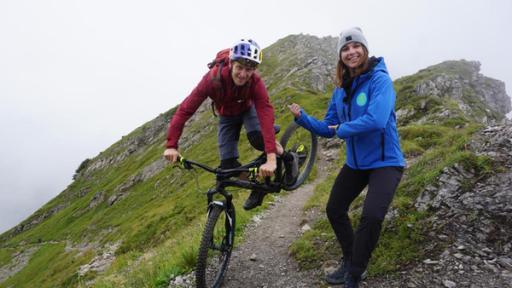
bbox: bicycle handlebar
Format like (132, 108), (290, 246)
(175, 155), (281, 193)
(177, 156), (213, 172)
(176, 156), (260, 177)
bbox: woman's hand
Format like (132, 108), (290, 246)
(288, 103), (302, 118)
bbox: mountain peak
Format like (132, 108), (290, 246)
(259, 34), (338, 94)
(395, 59), (511, 125)
(418, 59), (482, 79)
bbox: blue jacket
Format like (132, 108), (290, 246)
(296, 57), (405, 170)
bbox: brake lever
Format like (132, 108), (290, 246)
(248, 167), (259, 180)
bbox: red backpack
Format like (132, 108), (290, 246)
(207, 49), (230, 116)
(207, 48), (230, 83)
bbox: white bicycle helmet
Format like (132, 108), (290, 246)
(229, 39), (262, 66)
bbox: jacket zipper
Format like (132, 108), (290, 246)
(346, 82), (359, 169)
(345, 71), (376, 168)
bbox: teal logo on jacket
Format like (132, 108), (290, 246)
(356, 92), (367, 106)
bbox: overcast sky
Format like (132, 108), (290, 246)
(1, 0), (511, 233)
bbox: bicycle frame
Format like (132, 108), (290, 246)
(178, 154), (285, 260)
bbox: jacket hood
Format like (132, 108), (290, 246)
(344, 57), (389, 85)
(370, 56), (389, 76)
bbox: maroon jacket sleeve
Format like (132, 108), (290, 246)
(252, 76), (277, 154)
(166, 73), (211, 149)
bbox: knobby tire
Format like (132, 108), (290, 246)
(196, 205), (233, 288)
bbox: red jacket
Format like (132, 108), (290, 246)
(166, 65), (277, 154)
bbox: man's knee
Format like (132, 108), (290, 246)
(246, 125), (281, 152)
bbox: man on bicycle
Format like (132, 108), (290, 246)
(164, 39), (298, 210)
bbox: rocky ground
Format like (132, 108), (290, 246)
(361, 126), (512, 288)
(0, 246), (38, 283)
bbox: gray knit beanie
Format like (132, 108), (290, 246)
(337, 27), (368, 56)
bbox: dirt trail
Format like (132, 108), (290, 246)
(221, 156), (331, 288)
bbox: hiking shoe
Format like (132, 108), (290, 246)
(325, 258), (351, 285)
(283, 151), (299, 186)
(344, 273), (361, 288)
(243, 190), (265, 210)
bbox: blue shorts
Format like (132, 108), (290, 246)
(218, 106), (262, 160)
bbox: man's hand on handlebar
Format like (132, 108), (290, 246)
(163, 148), (180, 162)
(259, 153), (277, 178)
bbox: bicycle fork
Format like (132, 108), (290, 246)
(206, 187), (236, 247)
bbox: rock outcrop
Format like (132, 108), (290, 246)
(402, 125), (512, 287)
(396, 60), (511, 125)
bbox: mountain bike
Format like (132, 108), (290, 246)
(175, 122), (317, 288)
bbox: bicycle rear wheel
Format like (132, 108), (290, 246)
(280, 122), (318, 191)
(196, 204), (235, 288)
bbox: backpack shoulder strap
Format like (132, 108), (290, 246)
(207, 48), (230, 117)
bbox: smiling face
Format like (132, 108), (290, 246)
(340, 42), (366, 69)
(230, 61), (256, 86)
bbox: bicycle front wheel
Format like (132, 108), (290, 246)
(280, 122), (318, 191)
(196, 203), (235, 288)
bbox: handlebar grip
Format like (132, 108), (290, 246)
(176, 156), (192, 169)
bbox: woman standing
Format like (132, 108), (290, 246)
(289, 27), (405, 288)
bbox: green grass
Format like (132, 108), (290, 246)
(93, 221), (204, 287)
(399, 125), (448, 150)
(369, 210), (428, 274)
(289, 219), (340, 269)
(1, 243), (94, 288)
(400, 140), (425, 157)
(0, 248), (14, 267)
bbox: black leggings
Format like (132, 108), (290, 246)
(326, 164), (403, 277)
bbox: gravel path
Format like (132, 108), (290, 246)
(221, 162), (330, 288)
